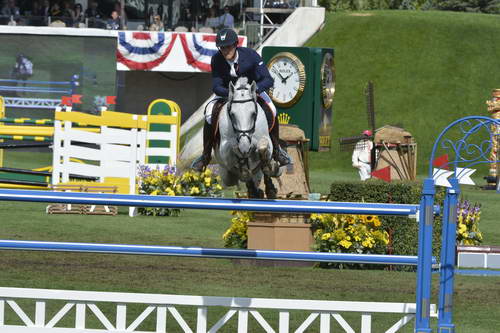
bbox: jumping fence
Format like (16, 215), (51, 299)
(0, 115), (498, 332)
(0, 77), (79, 110)
(0, 190), (439, 332)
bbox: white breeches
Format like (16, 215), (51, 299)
(358, 162), (371, 181)
(205, 92), (276, 125)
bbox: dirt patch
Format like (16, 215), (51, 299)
(349, 13), (374, 16)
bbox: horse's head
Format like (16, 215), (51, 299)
(227, 77), (258, 158)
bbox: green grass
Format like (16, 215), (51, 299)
(306, 10), (500, 175)
(0, 149), (499, 332)
(1, 199), (499, 332)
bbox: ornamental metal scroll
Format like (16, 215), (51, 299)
(428, 116), (500, 180)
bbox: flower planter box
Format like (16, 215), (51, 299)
(244, 212), (314, 267)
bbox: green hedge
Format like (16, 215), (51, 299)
(328, 181), (445, 262)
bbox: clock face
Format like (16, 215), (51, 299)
(320, 52), (335, 109)
(267, 52), (306, 108)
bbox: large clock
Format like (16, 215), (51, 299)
(267, 52), (306, 108)
(320, 52), (335, 109)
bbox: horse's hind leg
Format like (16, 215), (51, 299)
(264, 175), (277, 199)
(246, 180), (264, 199)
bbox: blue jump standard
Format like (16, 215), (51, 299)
(0, 240), (436, 265)
(0, 189), (440, 216)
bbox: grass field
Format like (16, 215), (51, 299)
(1, 149), (499, 332)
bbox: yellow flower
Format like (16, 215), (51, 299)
(204, 177), (212, 187)
(333, 229), (347, 241)
(166, 187), (175, 196)
(458, 223), (467, 234)
(190, 186), (200, 195)
(321, 233), (331, 241)
(150, 189), (158, 195)
(339, 239), (352, 249)
(362, 237), (375, 248)
(203, 168), (212, 176)
(215, 184), (223, 191)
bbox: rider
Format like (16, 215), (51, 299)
(191, 28), (292, 172)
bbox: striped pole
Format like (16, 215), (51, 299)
(0, 240), (436, 266)
(0, 117), (54, 125)
(0, 135), (52, 142)
(0, 188), (440, 216)
(0, 117), (93, 127)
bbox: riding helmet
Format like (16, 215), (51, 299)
(216, 28), (238, 48)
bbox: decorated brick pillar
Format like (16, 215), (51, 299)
(486, 89), (500, 181)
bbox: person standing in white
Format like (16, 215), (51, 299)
(352, 130), (374, 181)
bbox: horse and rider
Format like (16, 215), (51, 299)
(191, 28), (292, 187)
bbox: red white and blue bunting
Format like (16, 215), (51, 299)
(116, 32), (177, 70)
(116, 31), (247, 72)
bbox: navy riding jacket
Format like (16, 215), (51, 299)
(211, 47), (274, 98)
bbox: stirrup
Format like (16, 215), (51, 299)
(191, 155), (207, 172)
(275, 147), (292, 166)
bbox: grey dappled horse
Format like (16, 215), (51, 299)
(214, 77), (280, 199)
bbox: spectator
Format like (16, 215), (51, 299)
(50, 3), (63, 18)
(1, 0), (20, 22)
(205, 7), (219, 29)
(106, 10), (121, 30)
(218, 6), (234, 29)
(114, 1), (127, 26)
(149, 14), (164, 31)
(61, 1), (75, 26)
(73, 3), (84, 27)
(29, 0), (44, 26)
(85, 0), (104, 28)
(40, 0), (50, 25)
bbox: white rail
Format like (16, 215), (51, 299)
(0, 287), (437, 333)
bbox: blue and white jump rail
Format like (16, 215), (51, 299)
(0, 188), (439, 216)
(0, 77), (79, 109)
(0, 239), (436, 266)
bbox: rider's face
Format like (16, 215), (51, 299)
(220, 44), (237, 61)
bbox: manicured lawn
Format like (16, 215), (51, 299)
(0, 150), (499, 331)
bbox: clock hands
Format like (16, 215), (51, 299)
(282, 73), (293, 83)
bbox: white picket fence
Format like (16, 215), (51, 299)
(51, 107), (180, 216)
(0, 287), (437, 333)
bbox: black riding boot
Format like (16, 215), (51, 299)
(270, 120), (292, 166)
(191, 120), (215, 172)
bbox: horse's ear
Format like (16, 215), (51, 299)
(250, 81), (257, 100)
(228, 81), (235, 102)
